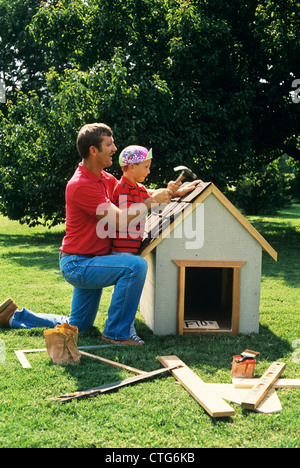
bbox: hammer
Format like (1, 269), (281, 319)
(174, 165), (198, 185)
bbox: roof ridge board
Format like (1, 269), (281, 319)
(171, 181), (212, 203)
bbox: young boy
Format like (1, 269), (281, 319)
(111, 145), (152, 255)
(111, 145), (197, 342)
(111, 145), (153, 343)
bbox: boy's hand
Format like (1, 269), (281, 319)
(168, 179), (201, 198)
(167, 181), (181, 195)
(150, 188), (172, 205)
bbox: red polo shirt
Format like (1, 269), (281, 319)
(61, 163), (117, 256)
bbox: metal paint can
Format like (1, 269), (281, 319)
(231, 355), (256, 378)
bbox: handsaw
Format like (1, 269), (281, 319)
(51, 364), (181, 403)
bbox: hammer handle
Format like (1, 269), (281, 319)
(174, 173), (185, 184)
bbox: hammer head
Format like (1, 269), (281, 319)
(174, 165), (198, 184)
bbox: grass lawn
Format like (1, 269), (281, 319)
(0, 206), (299, 448)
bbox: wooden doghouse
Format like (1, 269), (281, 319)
(139, 182), (277, 335)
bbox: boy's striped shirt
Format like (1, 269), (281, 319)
(111, 176), (150, 253)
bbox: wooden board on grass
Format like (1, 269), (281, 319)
(158, 355), (235, 418)
(205, 384), (282, 414)
(232, 378), (300, 389)
(79, 350), (146, 375)
(241, 362), (286, 410)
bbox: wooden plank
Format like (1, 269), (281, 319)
(205, 384), (282, 414)
(172, 260), (246, 268)
(232, 378), (300, 389)
(158, 355), (235, 418)
(14, 350), (32, 369)
(79, 350), (146, 375)
(15, 344), (122, 369)
(241, 362), (286, 410)
(254, 388), (282, 414)
(231, 267), (241, 334)
(177, 266), (186, 335)
(51, 365), (180, 403)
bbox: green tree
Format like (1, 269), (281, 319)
(0, 0), (48, 100)
(0, 0), (299, 225)
(0, 50), (172, 225)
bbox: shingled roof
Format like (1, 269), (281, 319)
(139, 181), (277, 261)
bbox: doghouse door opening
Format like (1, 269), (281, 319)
(184, 267), (233, 331)
(173, 260), (246, 334)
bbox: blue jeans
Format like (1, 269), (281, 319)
(11, 254), (148, 340)
(111, 251), (138, 337)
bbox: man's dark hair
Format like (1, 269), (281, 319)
(76, 123), (113, 159)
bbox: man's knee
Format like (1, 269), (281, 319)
(128, 255), (148, 278)
(135, 256), (148, 275)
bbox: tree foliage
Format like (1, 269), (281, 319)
(0, 0), (299, 225)
(0, 0), (47, 98)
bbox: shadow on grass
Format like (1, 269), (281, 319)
(136, 323), (292, 372)
(251, 219), (299, 288)
(0, 230), (65, 246)
(0, 231), (64, 270)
